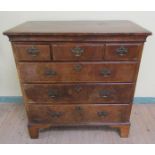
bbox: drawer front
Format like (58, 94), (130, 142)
(13, 44), (51, 61)
(105, 44), (142, 61)
(52, 43), (104, 61)
(19, 62), (138, 83)
(24, 83), (134, 104)
(28, 104), (131, 124)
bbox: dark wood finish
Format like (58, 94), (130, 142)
(110, 123), (130, 138)
(28, 123), (39, 139)
(105, 43), (142, 61)
(52, 43), (104, 61)
(19, 62), (138, 83)
(3, 21), (151, 36)
(119, 125), (130, 137)
(4, 21), (151, 139)
(13, 44), (51, 61)
(7, 35), (149, 42)
(27, 104), (131, 124)
(24, 83), (134, 104)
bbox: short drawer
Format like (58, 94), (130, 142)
(105, 43), (143, 61)
(13, 44), (51, 61)
(24, 83), (134, 104)
(52, 43), (104, 61)
(28, 104), (131, 124)
(19, 62), (138, 83)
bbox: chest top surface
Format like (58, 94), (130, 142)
(3, 20), (151, 36)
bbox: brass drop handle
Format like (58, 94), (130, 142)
(99, 90), (111, 98)
(48, 89), (58, 98)
(44, 69), (57, 76)
(100, 68), (111, 77)
(116, 46), (128, 56)
(71, 47), (84, 57)
(48, 111), (63, 118)
(27, 46), (39, 57)
(74, 64), (82, 72)
(97, 111), (109, 117)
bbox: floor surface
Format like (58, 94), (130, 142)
(0, 103), (155, 144)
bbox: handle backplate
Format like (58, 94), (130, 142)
(74, 85), (82, 93)
(116, 46), (128, 56)
(71, 47), (84, 57)
(99, 90), (111, 98)
(97, 111), (109, 117)
(74, 64), (82, 72)
(48, 89), (58, 98)
(100, 68), (111, 77)
(27, 46), (39, 57)
(44, 69), (57, 76)
(75, 106), (83, 112)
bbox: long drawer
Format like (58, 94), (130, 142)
(28, 104), (131, 124)
(24, 83), (134, 104)
(18, 62), (138, 83)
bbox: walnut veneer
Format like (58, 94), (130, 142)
(4, 21), (151, 138)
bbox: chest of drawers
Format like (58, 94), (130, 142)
(4, 21), (151, 139)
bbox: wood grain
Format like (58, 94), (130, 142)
(24, 83), (134, 104)
(3, 21), (151, 138)
(105, 43), (143, 61)
(52, 43), (104, 61)
(13, 44), (51, 61)
(18, 62), (138, 83)
(3, 21), (151, 36)
(27, 104), (131, 124)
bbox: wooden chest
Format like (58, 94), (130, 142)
(4, 21), (151, 138)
